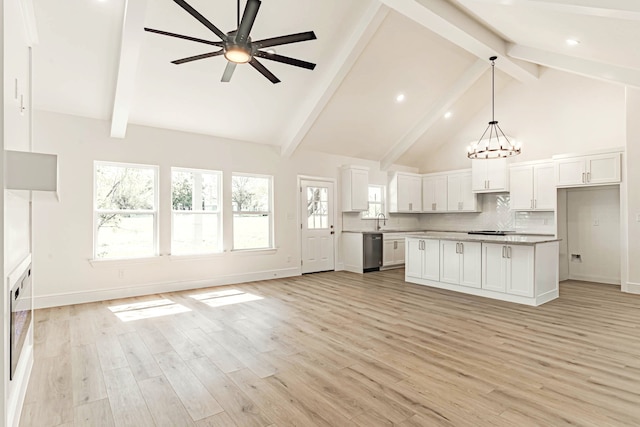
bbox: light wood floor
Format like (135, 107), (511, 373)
(20, 269), (640, 426)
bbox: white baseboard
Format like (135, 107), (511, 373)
(624, 281), (640, 294)
(568, 274), (620, 285)
(33, 267), (301, 308)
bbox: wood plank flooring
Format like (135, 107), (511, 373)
(20, 270), (640, 426)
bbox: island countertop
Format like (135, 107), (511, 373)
(404, 231), (560, 245)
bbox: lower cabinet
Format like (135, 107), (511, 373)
(440, 240), (481, 288)
(405, 237), (559, 306)
(406, 238), (439, 281)
(383, 238), (405, 267)
(482, 243), (534, 297)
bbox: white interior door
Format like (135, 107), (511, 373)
(300, 179), (335, 274)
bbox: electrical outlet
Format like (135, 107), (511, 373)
(593, 219), (599, 226)
(118, 270), (124, 279)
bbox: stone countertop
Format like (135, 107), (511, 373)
(404, 231), (560, 245)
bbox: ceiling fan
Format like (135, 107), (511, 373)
(145, 0), (317, 84)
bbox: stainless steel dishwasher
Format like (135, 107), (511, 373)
(363, 233), (383, 272)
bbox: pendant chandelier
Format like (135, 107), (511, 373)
(467, 56), (521, 159)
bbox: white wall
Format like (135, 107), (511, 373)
(565, 186), (620, 284)
(31, 110), (414, 307)
(625, 88), (640, 292)
(419, 69), (626, 173)
(4, 0), (35, 425)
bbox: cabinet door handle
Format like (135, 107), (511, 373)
(502, 246), (506, 258)
(394, 241), (397, 250)
(530, 199), (533, 209)
(507, 246), (512, 258)
(432, 203), (436, 211)
(581, 172), (585, 183)
(458, 201), (462, 210)
(409, 203), (412, 211)
(534, 199), (537, 209)
(455, 243), (459, 254)
(587, 172), (591, 182)
(459, 243), (464, 254)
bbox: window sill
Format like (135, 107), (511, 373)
(230, 248), (278, 256)
(168, 252), (225, 261)
(89, 256), (164, 268)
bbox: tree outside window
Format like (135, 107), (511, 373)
(362, 185), (385, 219)
(232, 174), (273, 250)
(171, 168), (222, 255)
(94, 162), (157, 259)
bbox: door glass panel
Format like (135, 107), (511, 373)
(307, 186), (329, 229)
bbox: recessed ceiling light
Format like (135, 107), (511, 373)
(566, 39), (580, 46)
(444, 111), (452, 119)
(396, 93), (405, 103)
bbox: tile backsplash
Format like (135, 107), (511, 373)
(342, 193), (555, 235)
(420, 193), (555, 234)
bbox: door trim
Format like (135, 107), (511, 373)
(297, 175), (338, 273)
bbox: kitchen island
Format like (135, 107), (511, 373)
(405, 232), (560, 306)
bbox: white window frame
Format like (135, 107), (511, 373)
(362, 184), (386, 219)
(171, 167), (223, 255)
(231, 172), (274, 251)
(93, 161), (159, 260)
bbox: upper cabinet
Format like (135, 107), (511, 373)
(472, 158), (509, 193)
(422, 174), (448, 212)
(389, 172), (422, 213)
(509, 161), (555, 211)
(447, 171), (479, 212)
(554, 151), (621, 187)
(341, 166), (368, 212)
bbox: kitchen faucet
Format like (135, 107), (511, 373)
(376, 213), (387, 231)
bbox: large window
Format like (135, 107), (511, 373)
(171, 168), (222, 255)
(362, 185), (385, 219)
(232, 174), (273, 250)
(94, 162), (157, 259)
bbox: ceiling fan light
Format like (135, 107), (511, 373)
(224, 45), (251, 63)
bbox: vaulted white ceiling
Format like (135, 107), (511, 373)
(32, 0), (640, 170)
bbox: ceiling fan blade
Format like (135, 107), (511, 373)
(255, 51), (316, 70)
(221, 62), (237, 82)
(172, 50), (224, 65)
(144, 28), (223, 47)
(253, 31), (316, 49)
(249, 58), (280, 84)
(236, 0), (261, 44)
(173, 0), (228, 41)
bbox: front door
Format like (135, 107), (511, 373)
(300, 179), (335, 274)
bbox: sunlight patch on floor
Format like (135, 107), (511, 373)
(108, 298), (190, 322)
(189, 289), (264, 307)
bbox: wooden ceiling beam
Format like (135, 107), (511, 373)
(379, 0), (539, 83)
(110, 0), (148, 139)
(280, 1), (389, 158)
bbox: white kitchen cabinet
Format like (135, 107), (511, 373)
(482, 243), (534, 297)
(389, 172), (422, 213)
(383, 238), (405, 267)
(422, 174), (448, 212)
(554, 152), (621, 187)
(406, 238), (439, 281)
(440, 240), (481, 288)
(472, 158), (509, 192)
(447, 171), (479, 212)
(509, 162), (555, 211)
(341, 166), (368, 212)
